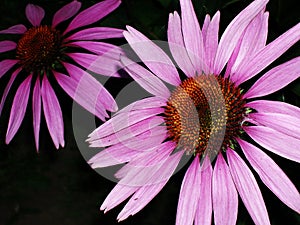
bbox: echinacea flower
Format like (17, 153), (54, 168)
(88, 0), (300, 224)
(0, 0), (124, 150)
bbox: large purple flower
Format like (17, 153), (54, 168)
(0, 0), (123, 150)
(88, 0), (300, 224)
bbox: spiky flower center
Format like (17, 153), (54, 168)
(164, 74), (246, 156)
(16, 25), (61, 72)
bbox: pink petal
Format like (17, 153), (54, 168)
(88, 116), (164, 148)
(32, 77), (41, 151)
(115, 141), (176, 180)
(213, 0), (268, 74)
(244, 126), (300, 163)
(114, 97), (166, 116)
(115, 143), (176, 185)
(65, 27), (124, 41)
(100, 184), (138, 213)
(180, 0), (207, 74)
(231, 11), (269, 81)
(121, 56), (170, 99)
(195, 156), (213, 225)
(41, 75), (64, 149)
(245, 57), (300, 98)
(124, 26), (181, 86)
(52, 0), (81, 28)
(237, 138), (300, 213)
(117, 151), (183, 221)
(64, 0), (121, 35)
(6, 75), (32, 144)
(0, 59), (19, 78)
(246, 100), (300, 118)
(205, 11), (220, 71)
(176, 156), (201, 225)
(167, 12), (195, 77)
(235, 22), (300, 85)
(213, 153), (238, 225)
(0, 68), (22, 116)
(228, 10), (266, 82)
(0, 41), (16, 53)
(56, 63), (117, 117)
(0, 24), (27, 34)
(202, 14), (211, 44)
(227, 148), (270, 225)
(249, 112), (300, 139)
(67, 52), (121, 77)
(89, 126), (167, 168)
(67, 41), (124, 58)
(25, 4), (45, 26)
(88, 106), (163, 141)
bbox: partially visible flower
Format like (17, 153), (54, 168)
(88, 0), (300, 224)
(0, 0), (123, 150)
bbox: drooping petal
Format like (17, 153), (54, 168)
(213, 0), (268, 74)
(0, 59), (19, 78)
(52, 0), (81, 28)
(0, 41), (16, 53)
(205, 11), (220, 71)
(180, 0), (207, 74)
(115, 141), (176, 180)
(227, 148), (270, 225)
(176, 156), (201, 225)
(195, 156), (213, 225)
(55, 63), (117, 118)
(237, 138), (300, 213)
(0, 68), (22, 116)
(114, 97), (166, 116)
(244, 57), (300, 98)
(89, 126), (167, 167)
(64, 0), (121, 35)
(89, 127), (166, 168)
(6, 75), (32, 144)
(235, 22), (300, 85)
(115, 143), (176, 185)
(213, 153), (238, 225)
(67, 52), (121, 77)
(0, 24), (27, 34)
(88, 116), (164, 147)
(25, 4), (45, 26)
(121, 56), (170, 99)
(124, 26), (181, 86)
(32, 77), (41, 151)
(244, 126), (300, 163)
(168, 12), (195, 77)
(117, 151), (183, 221)
(246, 100), (300, 118)
(41, 75), (64, 149)
(249, 112), (300, 139)
(67, 41), (124, 58)
(65, 27), (124, 41)
(88, 105), (163, 141)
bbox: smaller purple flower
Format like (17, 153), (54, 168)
(0, 0), (123, 151)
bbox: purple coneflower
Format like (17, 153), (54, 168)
(88, 0), (300, 224)
(0, 0), (123, 150)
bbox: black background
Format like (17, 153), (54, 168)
(0, 0), (299, 224)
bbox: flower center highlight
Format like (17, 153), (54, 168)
(164, 74), (246, 156)
(16, 25), (61, 72)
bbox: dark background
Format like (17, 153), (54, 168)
(0, 0), (299, 224)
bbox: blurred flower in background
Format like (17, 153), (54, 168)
(0, 0), (123, 151)
(88, 0), (300, 224)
